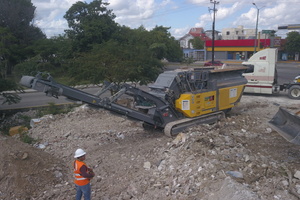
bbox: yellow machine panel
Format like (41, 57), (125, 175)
(175, 85), (245, 118)
(175, 91), (217, 118)
(218, 85), (245, 110)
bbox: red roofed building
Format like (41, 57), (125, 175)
(188, 28), (209, 41)
(179, 27), (215, 49)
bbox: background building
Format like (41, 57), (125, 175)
(178, 26), (283, 61)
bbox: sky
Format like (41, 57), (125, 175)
(31, 0), (300, 39)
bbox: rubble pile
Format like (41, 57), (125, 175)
(0, 95), (300, 200)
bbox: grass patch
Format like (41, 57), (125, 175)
(18, 115), (32, 128)
(20, 132), (37, 144)
(37, 102), (77, 117)
(0, 126), (10, 136)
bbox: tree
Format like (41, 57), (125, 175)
(64, 0), (118, 52)
(285, 31), (300, 54)
(148, 26), (182, 62)
(0, 78), (21, 105)
(14, 36), (73, 79)
(0, 0), (45, 104)
(0, 0), (45, 75)
(190, 37), (204, 49)
(69, 26), (164, 85)
(0, 27), (17, 77)
(67, 24), (183, 85)
(0, 27), (22, 104)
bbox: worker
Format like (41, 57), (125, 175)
(74, 148), (95, 200)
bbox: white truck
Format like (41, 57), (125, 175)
(242, 48), (300, 99)
(241, 48), (300, 145)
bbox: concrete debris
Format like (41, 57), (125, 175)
(226, 171), (244, 179)
(0, 95), (300, 199)
(294, 171), (300, 179)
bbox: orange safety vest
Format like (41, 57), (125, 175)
(74, 160), (90, 186)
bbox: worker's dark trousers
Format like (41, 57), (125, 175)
(75, 183), (91, 200)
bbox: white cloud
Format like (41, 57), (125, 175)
(232, 1), (299, 36)
(173, 26), (191, 39)
(32, 0), (81, 37)
(30, 0), (300, 38)
(106, 0), (156, 27)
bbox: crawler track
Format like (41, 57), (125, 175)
(164, 111), (225, 137)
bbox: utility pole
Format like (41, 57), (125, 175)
(253, 3), (259, 53)
(210, 0), (219, 63)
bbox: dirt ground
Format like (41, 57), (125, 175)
(1, 93), (300, 200)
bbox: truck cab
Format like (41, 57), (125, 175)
(242, 48), (279, 94)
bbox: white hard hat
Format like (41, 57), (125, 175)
(74, 148), (86, 158)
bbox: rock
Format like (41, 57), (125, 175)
(63, 132), (71, 138)
(157, 160), (166, 171)
(21, 152), (29, 160)
(244, 154), (250, 162)
(282, 180), (289, 186)
(171, 133), (187, 147)
(37, 143), (46, 149)
(206, 177), (259, 200)
(266, 128), (272, 133)
(226, 171), (243, 179)
(144, 161), (151, 170)
(54, 170), (63, 178)
(294, 171), (300, 179)
(30, 118), (42, 128)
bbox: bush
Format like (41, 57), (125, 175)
(38, 102), (77, 116)
(20, 132), (36, 144)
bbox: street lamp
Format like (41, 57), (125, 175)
(253, 3), (263, 53)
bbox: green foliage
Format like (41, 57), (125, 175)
(1, 92), (21, 105)
(0, 126), (9, 136)
(182, 57), (195, 66)
(285, 31), (300, 53)
(2, 0), (183, 93)
(67, 24), (183, 85)
(20, 132), (36, 144)
(69, 26), (168, 85)
(190, 37), (204, 49)
(0, 0), (37, 39)
(150, 26), (182, 62)
(18, 115), (32, 128)
(64, 0), (118, 52)
(37, 103), (77, 117)
(0, 0), (45, 75)
(0, 0), (45, 104)
(15, 36), (73, 78)
(0, 71), (22, 105)
(0, 27), (18, 76)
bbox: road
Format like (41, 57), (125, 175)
(0, 87), (104, 112)
(276, 63), (300, 85)
(1, 63), (299, 112)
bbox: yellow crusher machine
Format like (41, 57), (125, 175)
(20, 66), (249, 136)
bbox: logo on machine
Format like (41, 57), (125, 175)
(205, 96), (214, 101)
(259, 56), (266, 60)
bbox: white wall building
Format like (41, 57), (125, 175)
(221, 25), (266, 40)
(179, 34), (195, 49)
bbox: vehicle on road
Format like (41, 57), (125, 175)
(242, 48), (300, 145)
(242, 48), (300, 100)
(204, 60), (224, 66)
